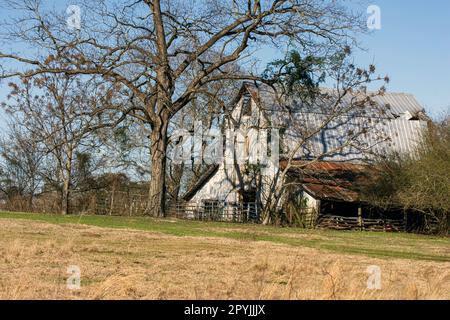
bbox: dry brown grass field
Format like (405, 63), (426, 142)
(0, 212), (449, 300)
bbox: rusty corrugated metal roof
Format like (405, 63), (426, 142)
(284, 160), (376, 202)
(280, 160), (368, 172)
(303, 183), (360, 202)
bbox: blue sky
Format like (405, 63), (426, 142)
(253, 0), (450, 119)
(354, 0), (450, 118)
(0, 0), (449, 126)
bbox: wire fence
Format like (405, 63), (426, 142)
(167, 201), (261, 223)
(0, 190), (149, 216)
(2, 191), (439, 233)
(0, 192), (261, 223)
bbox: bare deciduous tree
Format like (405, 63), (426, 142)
(0, 0), (368, 216)
(2, 73), (104, 214)
(0, 124), (44, 210)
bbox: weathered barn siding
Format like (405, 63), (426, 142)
(302, 192), (320, 227)
(189, 166), (240, 204)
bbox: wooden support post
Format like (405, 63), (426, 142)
(315, 200), (321, 229)
(404, 211), (408, 232)
(358, 205), (363, 231)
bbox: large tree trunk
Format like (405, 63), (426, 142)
(148, 0), (173, 218)
(147, 119), (169, 217)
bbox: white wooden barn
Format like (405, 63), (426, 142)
(180, 83), (428, 228)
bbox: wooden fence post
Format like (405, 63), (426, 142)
(358, 206), (363, 231)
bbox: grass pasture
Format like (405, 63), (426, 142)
(0, 211), (449, 299)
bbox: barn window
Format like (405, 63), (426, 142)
(242, 95), (252, 116)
